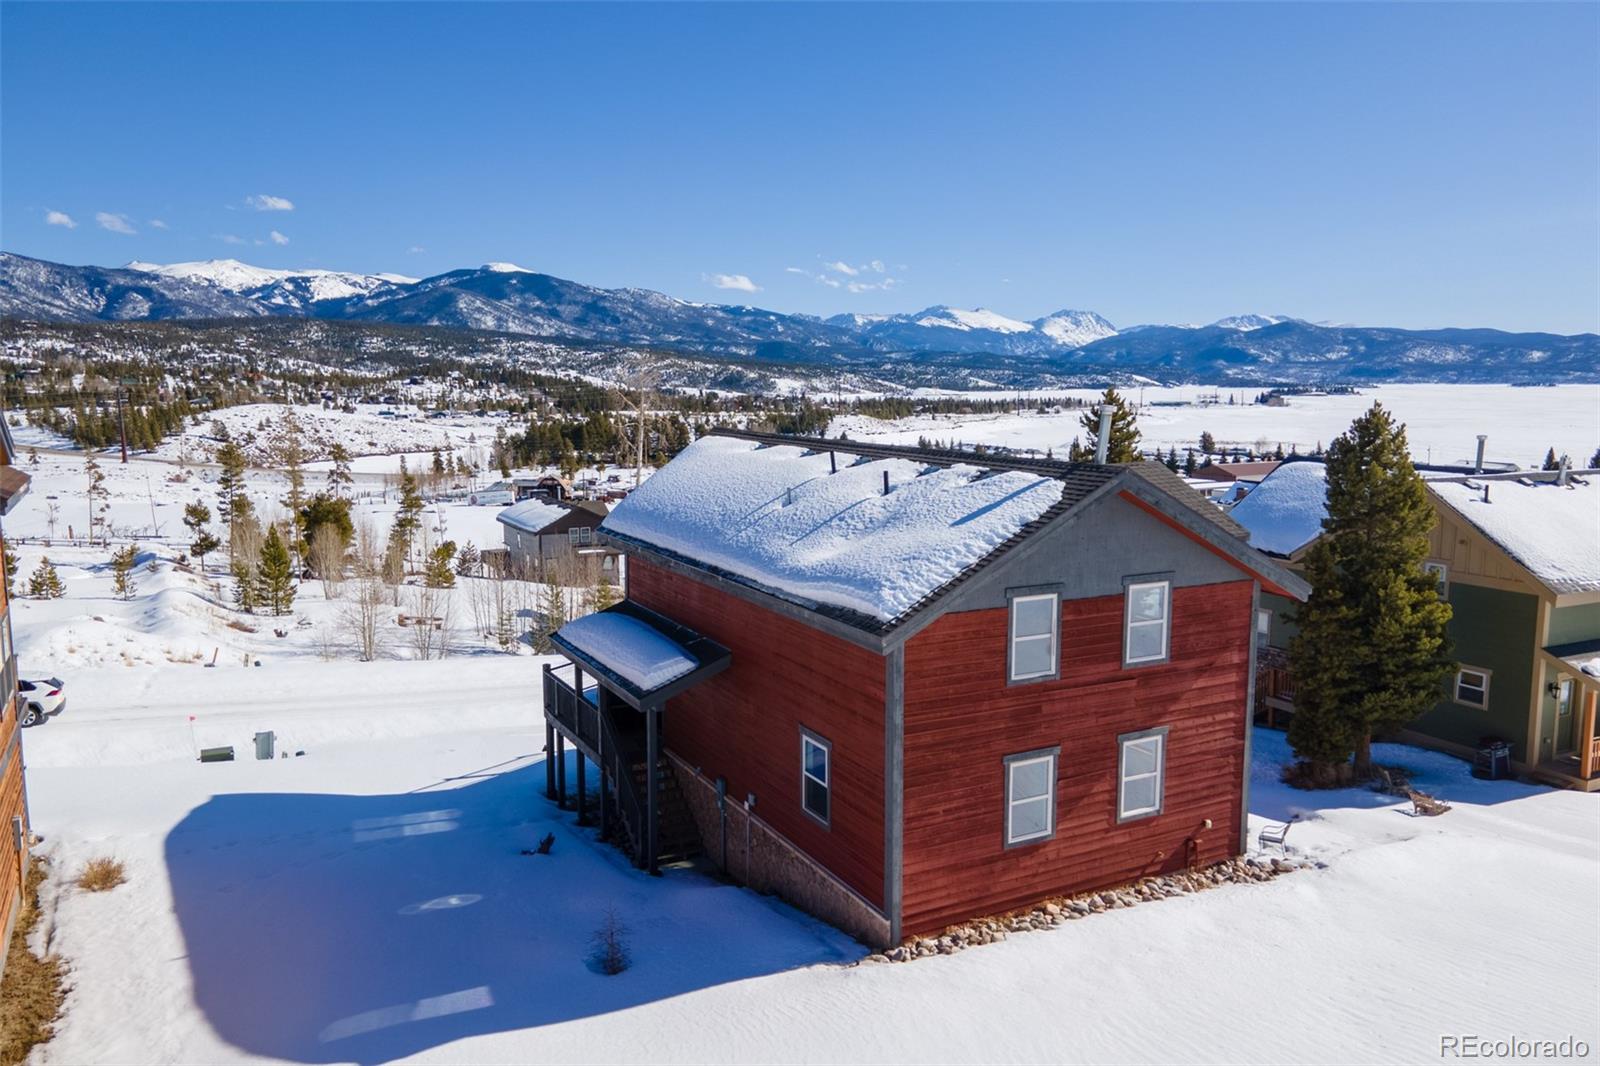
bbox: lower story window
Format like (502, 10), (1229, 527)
(801, 730), (830, 826)
(1004, 748), (1058, 846)
(1117, 728), (1168, 822)
(1455, 667), (1490, 708)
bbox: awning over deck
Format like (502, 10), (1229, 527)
(1544, 639), (1600, 682)
(551, 602), (730, 709)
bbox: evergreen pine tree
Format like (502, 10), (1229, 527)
(28, 557), (66, 599)
(1198, 430), (1216, 455)
(1287, 404), (1455, 782)
(388, 471), (424, 572)
(255, 524), (296, 616)
(536, 569), (567, 651)
(1079, 388), (1142, 463)
(592, 571), (619, 612)
(110, 544), (139, 600)
(455, 541), (481, 577)
(3, 546), (18, 598)
(1183, 449), (1197, 476)
(326, 443), (355, 497)
(424, 540), (457, 588)
(1590, 446), (1600, 469)
(1542, 448), (1560, 471)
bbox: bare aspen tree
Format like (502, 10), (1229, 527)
(310, 523), (347, 600)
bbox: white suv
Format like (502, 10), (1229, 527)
(17, 678), (65, 727)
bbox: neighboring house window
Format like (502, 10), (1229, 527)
(1004, 748), (1058, 846)
(1008, 590), (1060, 683)
(567, 526), (594, 546)
(1422, 561), (1448, 595)
(1124, 579), (1171, 665)
(1117, 728), (1168, 822)
(1256, 608), (1271, 645)
(1455, 666), (1491, 709)
(800, 729), (830, 826)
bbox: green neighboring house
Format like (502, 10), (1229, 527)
(1233, 458), (1600, 791)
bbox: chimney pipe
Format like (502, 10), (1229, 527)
(882, 469), (890, 495)
(1094, 405), (1113, 464)
(1557, 454), (1570, 486)
(1482, 484), (1490, 504)
(1474, 434), (1487, 474)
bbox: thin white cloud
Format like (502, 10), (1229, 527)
(244, 194), (295, 212)
(825, 260), (859, 276)
(96, 212), (136, 235)
(790, 259), (898, 293)
(408, 245), (426, 254)
(868, 260), (885, 274)
(269, 230), (290, 246)
(784, 266), (807, 275)
(847, 278), (898, 294)
(149, 219), (169, 230)
(217, 233), (246, 245)
(44, 210), (77, 229)
(706, 273), (760, 293)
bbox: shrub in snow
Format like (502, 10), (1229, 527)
(110, 544), (138, 600)
(76, 856), (127, 893)
(27, 558), (65, 599)
(589, 908), (630, 976)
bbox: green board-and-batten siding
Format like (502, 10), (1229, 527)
(1411, 582), (1540, 762)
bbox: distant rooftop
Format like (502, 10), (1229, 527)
(1427, 470), (1600, 597)
(1227, 460), (1327, 557)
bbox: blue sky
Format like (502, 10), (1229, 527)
(3, 2), (1596, 333)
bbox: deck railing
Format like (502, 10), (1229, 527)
(542, 665), (647, 865)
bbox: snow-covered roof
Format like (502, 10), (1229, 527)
(555, 612), (697, 691)
(496, 498), (568, 534)
(1227, 460), (1327, 557)
(601, 435), (1068, 623)
(1428, 474), (1600, 596)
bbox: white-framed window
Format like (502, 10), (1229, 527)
(1423, 561), (1448, 595)
(1455, 666), (1491, 709)
(1117, 728), (1168, 822)
(800, 729), (831, 827)
(568, 526), (594, 546)
(1004, 748), (1058, 846)
(1124, 580), (1171, 666)
(1008, 590), (1059, 683)
(1255, 608), (1271, 644)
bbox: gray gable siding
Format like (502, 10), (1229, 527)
(942, 492), (1249, 613)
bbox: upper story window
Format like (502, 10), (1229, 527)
(1255, 608), (1272, 646)
(1008, 590), (1060, 683)
(800, 729), (831, 827)
(1004, 748), (1058, 846)
(1455, 666), (1490, 709)
(1422, 561), (1448, 596)
(1124, 579), (1172, 666)
(569, 526), (594, 546)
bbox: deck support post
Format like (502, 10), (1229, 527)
(575, 751), (587, 825)
(597, 691), (610, 837)
(544, 722), (556, 800)
(556, 732), (567, 809)
(646, 701), (660, 875)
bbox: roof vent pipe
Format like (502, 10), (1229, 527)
(1557, 454), (1570, 486)
(1482, 484), (1490, 504)
(1474, 434), (1487, 474)
(1094, 405), (1113, 465)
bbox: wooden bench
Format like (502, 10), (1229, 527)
(1259, 814), (1299, 849)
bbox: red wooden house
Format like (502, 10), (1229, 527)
(543, 429), (1308, 947)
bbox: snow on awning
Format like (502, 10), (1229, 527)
(600, 435), (1066, 622)
(552, 605), (731, 705)
(1545, 639), (1600, 682)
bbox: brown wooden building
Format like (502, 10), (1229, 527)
(0, 415), (32, 981)
(542, 429), (1307, 946)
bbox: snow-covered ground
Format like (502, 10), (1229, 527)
(831, 384), (1600, 470)
(7, 407), (1598, 1064)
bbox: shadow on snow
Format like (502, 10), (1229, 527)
(165, 755), (860, 1065)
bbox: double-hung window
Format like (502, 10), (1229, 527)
(1008, 589), (1059, 683)
(801, 729), (831, 826)
(1422, 561), (1448, 596)
(1455, 667), (1490, 709)
(1124, 579), (1171, 666)
(1117, 728), (1168, 821)
(1004, 748), (1058, 846)
(569, 526), (593, 546)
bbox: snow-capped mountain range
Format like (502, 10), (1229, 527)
(0, 252), (1594, 382)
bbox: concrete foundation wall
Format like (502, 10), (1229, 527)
(666, 751), (893, 949)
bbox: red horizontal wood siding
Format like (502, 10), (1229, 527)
(900, 579), (1253, 936)
(627, 558), (887, 908)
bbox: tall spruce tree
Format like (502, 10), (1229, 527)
(1079, 388), (1142, 463)
(1287, 403), (1455, 781)
(326, 443), (355, 497)
(388, 471), (425, 573)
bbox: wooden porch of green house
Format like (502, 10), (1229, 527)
(1533, 656), (1600, 792)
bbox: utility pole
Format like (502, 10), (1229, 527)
(116, 387), (129, 463)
